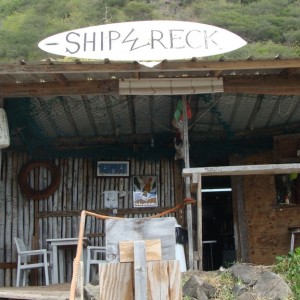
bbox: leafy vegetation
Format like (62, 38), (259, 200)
(273, 247), (300, 298)
(0, 0), (299, 61)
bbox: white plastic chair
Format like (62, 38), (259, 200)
(85, 246), (107, 283)
(14, 237), (50, 287)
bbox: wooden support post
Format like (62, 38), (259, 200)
(134, 241), (147, 300)
(75, 261), (84, 300)
(182, 95), (193, 270)
(197, 175), (203, 270)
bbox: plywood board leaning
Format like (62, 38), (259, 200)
(119, 239), (162, 263)
(105, 218), (176, 262)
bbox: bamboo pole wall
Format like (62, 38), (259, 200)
(0, 151), (179, 287)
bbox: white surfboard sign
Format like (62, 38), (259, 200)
(38, 20), (247, 62)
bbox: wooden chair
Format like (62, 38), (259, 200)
(85, 246), (107, 283)
(14, 237), (50, 287)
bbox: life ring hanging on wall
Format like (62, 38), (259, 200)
(18, 160), (61, 200)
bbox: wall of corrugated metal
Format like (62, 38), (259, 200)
(0, 151), (181, 287)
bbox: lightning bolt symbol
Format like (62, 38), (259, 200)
(123, 28), (150, 51)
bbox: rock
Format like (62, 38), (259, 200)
(84, 282), (99, 300)
(89, 274), (99, 286)
(253, 270), (293, 300)
(230, 264), (260, 285)
(84, 263), (293, 299)
(229, 265), (293, 300)
(232, 284), (248, 297)
(183, 274), (216, 299)
(237, 291), (257, 300)
(196, 289), (208, 300)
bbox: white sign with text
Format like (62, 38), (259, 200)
(38, 20), (247, 62)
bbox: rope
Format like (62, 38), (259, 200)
(69, 198), (196, 299)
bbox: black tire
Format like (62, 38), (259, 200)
(18, 160), (61, 200)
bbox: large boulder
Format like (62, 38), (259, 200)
(229, 264), (260, 285)
(182, 274), (216, 299)
(253, 270), (292, 300)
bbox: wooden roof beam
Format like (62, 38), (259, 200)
(0, 59), (300, 74)
(0, 75), (300, 97)
(18, 59), (43, 83)
(183, 163), (300, 177)
(52, 73), (69, 86)
(224, 75), (300, 95)
(46, 58), (70, 86)
(279, 68), (300, 77)
(0, 80), (118, 97)
(51, 133), (154, 147)
(183, 163), (300, 193)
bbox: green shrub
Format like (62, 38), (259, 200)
(273, 247), (300, 298)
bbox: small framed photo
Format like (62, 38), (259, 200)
(97, 161), (130, 177)
(133, 175), (158, 207)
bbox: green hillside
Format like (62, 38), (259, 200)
(0, 0), (299, 62)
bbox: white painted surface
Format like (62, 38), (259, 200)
(38, 21), (247, 62)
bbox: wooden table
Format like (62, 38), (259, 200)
(46, 238), (90, 284)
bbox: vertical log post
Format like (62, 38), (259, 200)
(74, 261), (84, 300)
(0, 98), (3, 176)
(182, 95), (193, 270)
(196, 174), (203, 270)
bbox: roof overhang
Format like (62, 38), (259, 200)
(0, 58), (299, 98)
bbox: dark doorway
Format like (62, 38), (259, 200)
(200, 176), (236, 270)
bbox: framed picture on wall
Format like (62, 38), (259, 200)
(97, 161), (130, 177)
(133, 175), (158, 207)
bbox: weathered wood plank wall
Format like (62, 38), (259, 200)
(0, 152), (181, 287)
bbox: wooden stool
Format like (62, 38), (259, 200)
(288, 226), (300, 251)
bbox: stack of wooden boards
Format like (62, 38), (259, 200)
(98, 218), (182, 300)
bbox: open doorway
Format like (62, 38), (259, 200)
(199, 176), (236, 270)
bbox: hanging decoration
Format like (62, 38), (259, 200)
(173, 99), (192, 160)
(18, 160), (61, 200)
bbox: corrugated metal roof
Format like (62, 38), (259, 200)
(2, 57), (300, 153)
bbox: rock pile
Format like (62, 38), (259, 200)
(183, 263), (292, 300)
